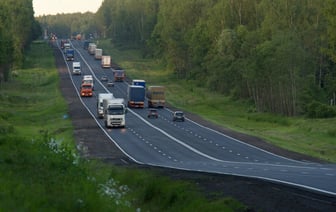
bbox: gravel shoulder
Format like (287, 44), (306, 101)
(54, 46), (336, 212)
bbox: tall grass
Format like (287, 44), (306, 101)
(0, 41), (246, 211)
(101, 39), (336, 163)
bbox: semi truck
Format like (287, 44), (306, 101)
(132, 79), (146, 88)
(127, 85), (145, 108)
(103, 98), (127, 128)
(147, 86), (165, 108)
(88, 43), (96, 55)
(101, 55), (111, 68)
(95, 48), (103, 60)
(80, 83), (93, 97)
(66, 48), (74, 61)
(113, 69), (125, 81)
(97, 93), (114, 118)
(72, 61), (81, 75)
(82, 75), (94, 90)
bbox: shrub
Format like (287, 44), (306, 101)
(306, 101), (336, 118)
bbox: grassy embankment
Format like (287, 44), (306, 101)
(0, 41), (246, 211)
(99, 39), (336, 163)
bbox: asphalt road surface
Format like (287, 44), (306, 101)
(53, 39), (336, 211)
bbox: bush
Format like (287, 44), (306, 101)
(306, 101), (336, 118)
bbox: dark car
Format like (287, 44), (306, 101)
(148, 109), (158, 118)
(173, 111), (185, 122)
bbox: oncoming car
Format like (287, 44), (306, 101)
(173, 111), (185, 122)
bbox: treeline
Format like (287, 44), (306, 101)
(37, 12), (97, 39)
(0, 0), (41, 82)
(38, 0), (336, 117)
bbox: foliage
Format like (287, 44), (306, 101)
(0, 0), (40, 82)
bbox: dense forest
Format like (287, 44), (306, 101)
(39, 0), (336, 117)
(0, 0), (40, 82)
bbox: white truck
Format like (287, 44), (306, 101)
(72, 61), (81, 75)
(97, 93), (114, 118)
(88, 43), (96, 55)
(95, 48), (103, 60)
(82, 75), (94, 90)
(101, 55), (111, 68)
(103, 98), (127, 128)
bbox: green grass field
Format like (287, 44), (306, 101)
(0, 41), (246, 211)
(99, 39), (336, 163)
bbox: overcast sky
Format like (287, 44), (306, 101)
(33, 0), (104, 16)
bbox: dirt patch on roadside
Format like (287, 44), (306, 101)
(54, 45), (336, 212)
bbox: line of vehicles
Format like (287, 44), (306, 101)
(64, 39), (184, 128)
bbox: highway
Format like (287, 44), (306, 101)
(58, 40), (336, 197)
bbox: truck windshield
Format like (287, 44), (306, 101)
(107, 106), (124, 115)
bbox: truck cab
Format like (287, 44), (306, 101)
(80, 83), (93, 97)
(72, 62), (81, 75)
(103, 98), (127, 128)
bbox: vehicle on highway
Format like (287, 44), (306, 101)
(173, 111), (185, 122)
(95, 48), (103, 60)
(103, 98), (127, 128)
(82, 75), (94, 90)
(147, 86), (165, 108)
(148, 109), (158, 118)
(72, 61), (81, 75)
(97, 93), (114, 118)
(101, 55), (111, 68)
(80, 83), (93, 97)
(65, 48), (74, 61)
(100, 75), (108, 82)
(88, 43), (96, 55)
(132, 79), (146, 88)
(127, 85), (145, 108)
(113, 69), (125, 82)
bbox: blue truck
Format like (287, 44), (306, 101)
(127, 85), (145, 108)
(66, 48), (75, 61)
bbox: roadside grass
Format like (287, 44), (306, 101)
(100, 39), (336, 163)
(0, 41), (246, 211)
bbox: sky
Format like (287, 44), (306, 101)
(33, 0), (104, 16)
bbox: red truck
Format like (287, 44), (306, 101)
(80, 83), (93, 97)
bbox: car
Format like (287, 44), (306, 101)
(173, 111), (185, 122)
(148, 109), (158, 118)
(101, 75), (108, 82)
(107, 80), (115, 87)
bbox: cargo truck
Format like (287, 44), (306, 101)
(97, 93), (114, 118)
(101, 55), (111, 68)
(95, 48), (103, 60)
(113, 69), (125, 81)
(83, 40), (90, 49)
(72, 61), (81, 75)
(103, 98), (127, 128)
(132, 79), (146, 88)
(147, 86), (165, 108)
(66, 48), (75, 61)
(88, 43), (96, 55)
(82, 75), (94, 90)
(127, 85), (145, 108)
(80, 83), (93, 97)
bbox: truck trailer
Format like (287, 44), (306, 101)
(97, 93), (114, 118)
(103, 98), (127, 128)
(66, 48), (75, 61)
(132, 79), (146, 88)
(101, 55), (111, 68)
(95, 48), (103, 60)
(127, 85), (145, 108)
(147, 86), (165, 108)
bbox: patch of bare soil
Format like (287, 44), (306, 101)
(54, 45), (336, 212)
